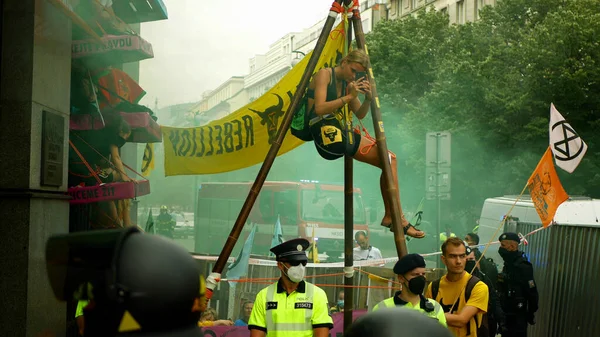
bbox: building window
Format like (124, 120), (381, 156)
(441, 6), (448, 16)
(411, 0), (417, 10)
(456, 0), (465, 24)
(362, 18), (371, 34)
(476, 0), (484, 19)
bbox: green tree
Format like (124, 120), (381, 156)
(366, 0), (600, 233)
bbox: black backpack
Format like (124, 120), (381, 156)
(290, 89), (313, 141)
(431, 276), (489, 337)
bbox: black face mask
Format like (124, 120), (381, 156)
(465, 260), (477, 273)
(498, 247), (520, 260)
(407, 276), (427, 295)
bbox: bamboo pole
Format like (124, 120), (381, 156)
(350, 6), (408, 258)
(343, 1), (355, 330)
(206, 0), (346, 296)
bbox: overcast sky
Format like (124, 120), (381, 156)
(138, 0), (330, 109)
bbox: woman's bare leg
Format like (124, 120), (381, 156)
(354, 137), (424, 238)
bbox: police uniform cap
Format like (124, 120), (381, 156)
(499, 232), (520, 243)
(270, 238), (309, 262)
(393, 253), (426, 275)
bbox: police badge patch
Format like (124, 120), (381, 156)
(528, 280), (535, 288)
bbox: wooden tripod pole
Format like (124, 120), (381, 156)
(205, 0), (346, 296)
(350, 6), (408, 258)
(343, 0), (355, 330)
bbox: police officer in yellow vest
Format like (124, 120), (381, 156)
(372, 253), (447, 327)
(248, 238), (333, 337)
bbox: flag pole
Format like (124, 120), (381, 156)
(349, 3), (408, 258)
(342, 0), (355, 330)
(205, 0), (347, 298)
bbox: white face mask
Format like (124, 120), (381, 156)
(284, 264), (306, 283)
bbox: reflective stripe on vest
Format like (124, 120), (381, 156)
(265, 283), (314, 332)
(432, 301), (442, 318)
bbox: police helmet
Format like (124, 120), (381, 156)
(46, 227), (205, 337)
(345, 307), (454, 337)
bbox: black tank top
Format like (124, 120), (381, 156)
(307, 68), (339, 110)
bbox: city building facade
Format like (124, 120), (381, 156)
(0, 1), (167, 335)
(186, 1), (385, 126)
(182, 0), (497, 127)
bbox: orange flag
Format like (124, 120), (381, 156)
(528, 147), (569, 227)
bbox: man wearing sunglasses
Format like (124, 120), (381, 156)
(248, 238), (333, 337)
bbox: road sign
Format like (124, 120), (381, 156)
(425, 166), (451, 200)
(426, 132), (451, 167)
(425, 131), (451, 200)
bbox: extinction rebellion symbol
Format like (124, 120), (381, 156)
(550, 120), (585, 162)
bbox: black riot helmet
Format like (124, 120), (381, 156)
(46, 227), (205, 337)
(344, 307), (454, 337)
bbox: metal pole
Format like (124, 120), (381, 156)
(436, 133), (442, 268)
(343, 3), (354, 330)
(349, 6), (408, 258)
(206, 0), (346, 296)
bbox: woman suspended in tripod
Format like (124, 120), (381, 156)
(305, 49), (424, 239)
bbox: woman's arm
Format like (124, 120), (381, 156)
(110, 144), (132, 182)
(313, 69), (355, 116)
(349, 77), (371, 120)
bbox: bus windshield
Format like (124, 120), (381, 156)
(301, 189), (366, 224)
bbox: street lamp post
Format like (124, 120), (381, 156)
(291, 50), (306, 67)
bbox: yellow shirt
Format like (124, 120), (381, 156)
(425, 272), (488, 337)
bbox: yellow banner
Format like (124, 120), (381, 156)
(162, 24), (346, 176)
(141, 143), (154, 176)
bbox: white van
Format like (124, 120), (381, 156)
(476, 196), (599, 266)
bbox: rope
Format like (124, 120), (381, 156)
(71, 131), (148, 181)
(353, 267), (402, 287)
(354, 119), (397, 159)
(330, 2), (344, 14)
(351, 0), (361, 18)
(69, 140), (102, 184)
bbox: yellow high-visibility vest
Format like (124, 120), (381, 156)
(248, 280), (333, 337)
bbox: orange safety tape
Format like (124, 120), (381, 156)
(226, 278), (399, 290)
(226, 272), (347, 283)
(314, 283), (399, 290)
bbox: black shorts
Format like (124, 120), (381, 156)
(309, 114), (361, 160)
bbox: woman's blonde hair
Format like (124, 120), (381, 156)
(200, 307), (218, 321)
(341, 49), (369, 68)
